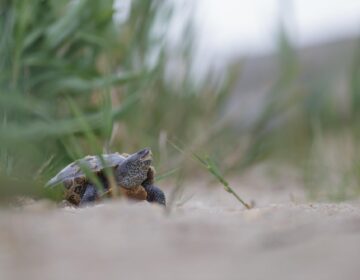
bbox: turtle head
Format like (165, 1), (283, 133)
(116, 148), (152, 188)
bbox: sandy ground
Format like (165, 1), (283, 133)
(1, 176), (360, 280)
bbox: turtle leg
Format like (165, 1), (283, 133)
(143, 166), (155, 185)
(64, 185), (85, 206)
(142, 182), (166, 206)
(141, 166), (166, 206)
(79, 183), (99, 206)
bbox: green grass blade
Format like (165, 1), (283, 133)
(155, 168), (179, 182)
(168, 140), (252, 209)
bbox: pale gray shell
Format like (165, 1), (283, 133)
(46, 153), (126, 189)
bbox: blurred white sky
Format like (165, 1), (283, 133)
(194, 0), (360, 57)
(114, 0), (360, 74)
(115, 0), (360, 57)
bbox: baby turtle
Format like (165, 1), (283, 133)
(46, 148), (166, 206)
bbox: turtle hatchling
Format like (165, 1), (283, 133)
(46, 148), (166, 206)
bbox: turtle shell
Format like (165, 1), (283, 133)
(47, 153), (154, 206)
(46, 153), (127, 189)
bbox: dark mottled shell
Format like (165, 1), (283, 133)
(47, 153), (126, 189)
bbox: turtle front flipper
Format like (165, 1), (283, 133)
(142, 183), (166, 206)
(141, 166), (166, 206)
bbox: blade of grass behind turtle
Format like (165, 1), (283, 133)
(0, 113), (10, 175)
(168, 140), (251, 209)
(167, 138), (206, 166)
(66, 97), (117, 195)
(165, 166), (185, 215)
(99, 88), (121, 197)
(203, 156), (252, 209)
(34, 155), (55, 180)
(100, 88), (114, 153)
(66, 97), (102, 153)
(155, 167), (179, 182)
(71, 97), (118, 197)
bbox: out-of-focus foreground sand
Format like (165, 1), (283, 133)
(1, 174), (360, 280)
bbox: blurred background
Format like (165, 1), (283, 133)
(1, 0), (360, 203)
